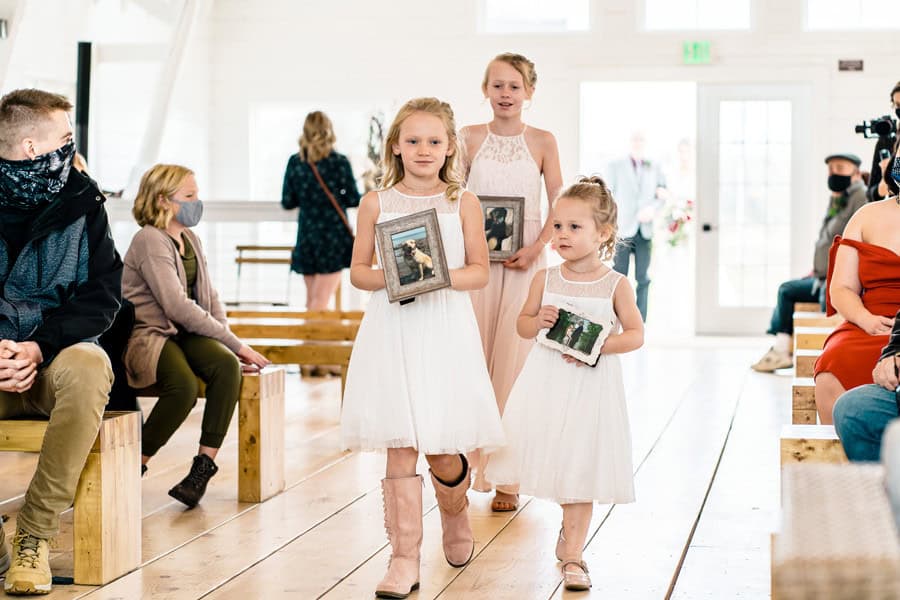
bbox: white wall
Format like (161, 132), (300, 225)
(204, 0), (900, 265)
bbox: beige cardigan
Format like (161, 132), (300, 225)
(122, 225), (242, 388)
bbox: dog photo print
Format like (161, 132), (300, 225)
(375, 208), (451, 303)
(538, 305), (613, 367)
(478, 195), (524, 261)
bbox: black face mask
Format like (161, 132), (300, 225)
(0, 141), (76, 210)
(827, 174), (852, 193)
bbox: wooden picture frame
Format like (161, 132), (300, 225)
(479, 195), (525, 261)
(374, 208), (451, 303)
(537, 304), (614, 367)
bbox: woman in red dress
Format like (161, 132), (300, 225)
(814, 197), (900, 424)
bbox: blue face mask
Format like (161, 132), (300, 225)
(171, 198), (203, 227)
(891, 155), (900, 186)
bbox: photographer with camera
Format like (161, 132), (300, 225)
(860, 81), (900, 202)
(751, 153), (867, 372)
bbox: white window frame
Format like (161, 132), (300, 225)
(804, 0), (900, 31)
(641, 0), (754, 32)
(477, 0), (591, 34)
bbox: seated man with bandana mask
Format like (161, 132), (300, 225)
(0, 89), (122, 595)
(752, 153), (867, 372)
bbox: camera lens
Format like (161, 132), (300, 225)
(873, 118), (894, 136)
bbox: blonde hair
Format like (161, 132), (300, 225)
(380, 97), (463, 201)
(298, 111), (336, 163)
(555, 176), (619, 261)
(133, 164), (194, 229)
(481, 53), (537, 94)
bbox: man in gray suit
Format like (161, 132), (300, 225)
(607, 132), (668, 321)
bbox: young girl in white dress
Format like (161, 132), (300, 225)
(461, 52), (563, 511)
(486, 176), (644, 592)
(341, 97), (505, 599)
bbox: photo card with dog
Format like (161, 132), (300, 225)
(538, 304), (613, 367)
(478, 195), (525, 261)
(375, 208), (451, 303)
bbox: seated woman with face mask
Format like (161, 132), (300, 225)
(122, 164), (270, 508)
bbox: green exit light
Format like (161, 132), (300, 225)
(683, 41), (711, 65)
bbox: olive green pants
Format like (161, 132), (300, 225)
(141, 334), (241, 457)
(0, 343), (113, 538)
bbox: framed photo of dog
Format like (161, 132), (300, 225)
(375, 208), (451, 303)
(479, 195), (525, 261)
(538, 304), (613, 367)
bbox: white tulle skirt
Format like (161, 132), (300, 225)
(485, 344), (635, 504)
(340, 287), (505, 455)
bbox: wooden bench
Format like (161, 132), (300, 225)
(138, 368), (286, 503)
(792, 311), (841, 329)
(794, 302), (823, 313)
(772, 463), (900, 598)
(0, 411), (141, 585)
(793, 326), (832, 352)
(791, 377), (816, 424)
(229, 318), (359, 341)
(247, 340), (353, 397)
(793, 349), (821, 378)
(227, 308), (364, 321)
(780, 424), (847, 465)
(234, 245), (294, 305)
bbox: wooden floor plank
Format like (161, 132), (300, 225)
(319, 492), (530, 600)
(668, 369), (788, 599)
(544, 353), (750, 599)
(75, 452), (383, 599)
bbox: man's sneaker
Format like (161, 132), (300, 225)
(168, 454), (218, 509)
(751, 347), (793, 373)
(4, 528), (51, 595)
(0, 525), (9, 576)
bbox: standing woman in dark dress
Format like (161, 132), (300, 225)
(282, 111), (360, 310)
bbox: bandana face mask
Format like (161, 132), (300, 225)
(0, 141), (76, 210)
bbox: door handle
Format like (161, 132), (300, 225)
(702, 223), (714, 232)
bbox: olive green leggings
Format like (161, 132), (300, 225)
(142, 333), (241, 457)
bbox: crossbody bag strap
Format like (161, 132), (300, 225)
(309, 161), (354, 238)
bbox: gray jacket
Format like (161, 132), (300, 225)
(813, 181), (867, 279)
(605, 157), (667, 239)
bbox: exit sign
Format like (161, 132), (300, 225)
(683, 41), (711, 65)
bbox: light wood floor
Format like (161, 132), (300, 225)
(0, 338), (788, 599)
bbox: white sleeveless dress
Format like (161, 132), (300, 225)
(485, 266), (635, 504)
(467, 125), (545, 412)
(340, 188), (506, 454)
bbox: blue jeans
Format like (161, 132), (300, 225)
(833, 384), (900, 461)
(765, 276), (825, 336)
(613, 233), (651, 322)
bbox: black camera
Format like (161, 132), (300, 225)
(855, 115), (897, 140)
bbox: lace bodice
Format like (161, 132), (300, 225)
(544, 266), (623, 332)
(467, 126), (543, 222)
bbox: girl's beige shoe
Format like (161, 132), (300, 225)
(561, 560), (592, 591)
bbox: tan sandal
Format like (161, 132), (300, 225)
(490, 491), (519, 512)
(561, 560), (591, 591)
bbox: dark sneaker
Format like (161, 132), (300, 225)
(168, 454), (218, 508)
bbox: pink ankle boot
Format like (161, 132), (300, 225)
(430, 459), (475, 567)
(375, 475), (423, 599)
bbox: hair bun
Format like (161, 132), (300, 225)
(578, 175), (607, 187)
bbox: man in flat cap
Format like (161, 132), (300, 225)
(752, 153), (866, 372)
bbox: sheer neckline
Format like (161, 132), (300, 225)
(487, 123), (527, 138)
(557, 265), (615, 285)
